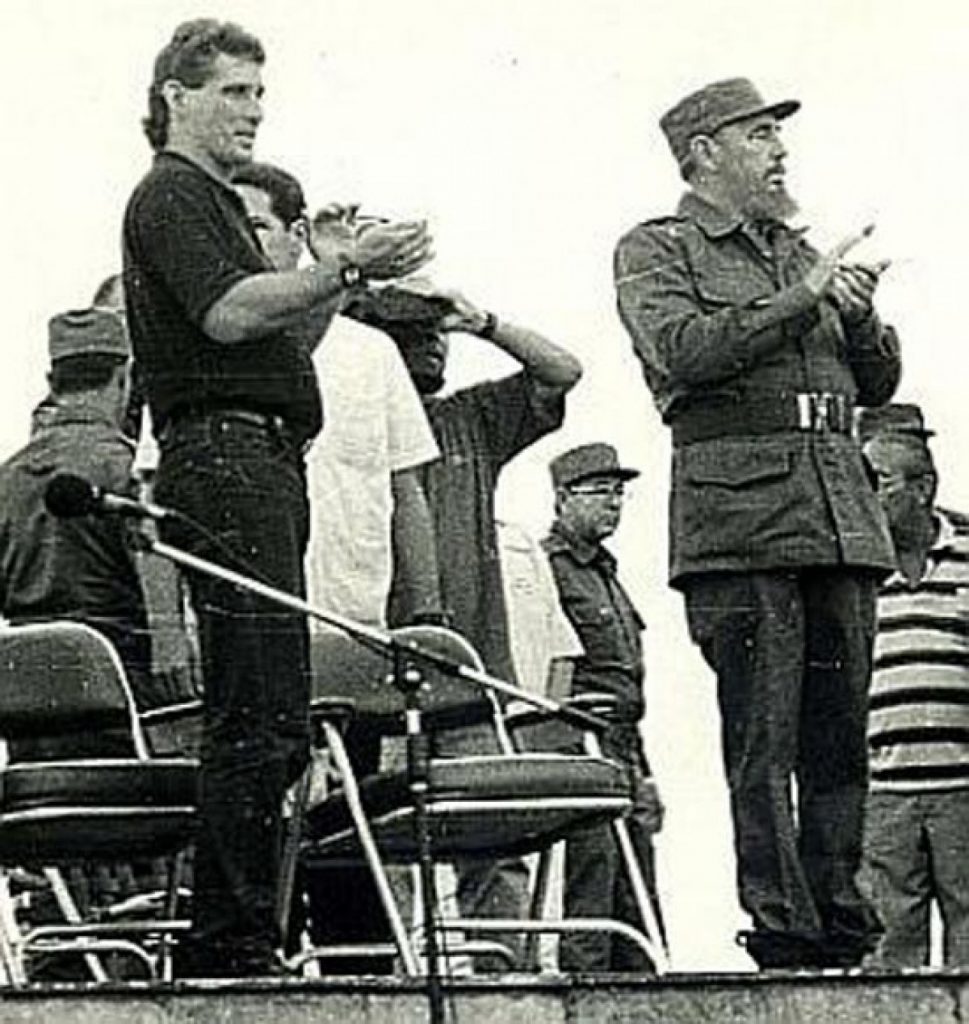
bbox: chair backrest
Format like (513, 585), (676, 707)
(309, 625), (493, 730)
(0, 622), (141, 755)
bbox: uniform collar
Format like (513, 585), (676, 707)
(677, 191), (743, 239)
(545, 521), (615, 569)
(33, 401), (133, 445)
(677, 190), (809, 243)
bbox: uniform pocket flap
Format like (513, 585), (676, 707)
(683, 443), (792, 487)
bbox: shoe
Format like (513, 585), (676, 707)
(736, 929), (826, 970)
(815, 928), (880, 969)
(173, 937), (289, 980)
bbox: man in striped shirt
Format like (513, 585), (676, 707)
(860, 403), (969, 966)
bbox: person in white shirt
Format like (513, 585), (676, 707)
(235, 161), (442, 971)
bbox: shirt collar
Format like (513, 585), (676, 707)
(157, 149), (246, 206)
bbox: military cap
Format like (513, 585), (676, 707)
(857, 403), (934, 444)
(48, 307), (129, 363)
(660, 77), (800, 171)
(550, 443), (640, 489)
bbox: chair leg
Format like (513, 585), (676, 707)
(0, 872), (28, 986)
(524, 847), (556, 970)
(610, 817), (669, 973)
(157, 851), (187, 983)
(321, 721), (421, 975)
(42, 868), (109, 982)
(277, 763), (313, 947)
(583, 730), (670, 973)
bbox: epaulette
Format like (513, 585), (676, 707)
(621, 215), (689, 244)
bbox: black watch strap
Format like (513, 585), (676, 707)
(339, 263), (363, 289)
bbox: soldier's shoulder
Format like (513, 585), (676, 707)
(619, 213), (687, 240)
(616, 214), (692, 257)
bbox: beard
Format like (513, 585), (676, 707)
(743, 184), (798, 223)
(720, 158), (799, 223)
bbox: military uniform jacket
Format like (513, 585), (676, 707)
(614, 191), (899, 585)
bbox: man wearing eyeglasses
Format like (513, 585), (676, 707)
(542, 443), (664, 973)
(859, 404), (969, 967)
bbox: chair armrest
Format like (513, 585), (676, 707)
(139, 699), (203, 728)
(309, 697), (357, 728)
(504, 694), (625, 752)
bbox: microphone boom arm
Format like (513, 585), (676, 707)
(146, 537), (608, 733)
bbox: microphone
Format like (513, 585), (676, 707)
(44, 473), (172, 521)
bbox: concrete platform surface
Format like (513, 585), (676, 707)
(2, 971), (969, 1024)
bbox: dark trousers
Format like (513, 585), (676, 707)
(862, 789), (969, 967)
(683, 568), (880, 945)
(559, 725), (664, 973)
(155, 416), (311, 971)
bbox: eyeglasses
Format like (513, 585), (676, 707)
(568, 482), (630, 500)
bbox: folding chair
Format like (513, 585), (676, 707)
(290, 625), (665, 974)
(505, 692), (669, 971)
(0, 621), (198, 985)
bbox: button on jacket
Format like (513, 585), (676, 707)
(614, 192), (899, 584)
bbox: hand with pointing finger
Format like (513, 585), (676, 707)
(830, 260), (891, 324)
(803, 224), (876, 299)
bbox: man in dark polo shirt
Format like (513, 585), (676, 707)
(122, 19), (432, 977)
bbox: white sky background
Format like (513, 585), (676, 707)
(1, 0), (967, 971)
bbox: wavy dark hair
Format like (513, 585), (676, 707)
(143, 19), (265, 152)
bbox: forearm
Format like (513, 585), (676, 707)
(620, 272), (818, 390)
(485, 318), (583, 391)
(203, 257), (350, 343)
(615, 228), (819, 391)
(389, 469), (443, 621)
(845, 315), (902, 406)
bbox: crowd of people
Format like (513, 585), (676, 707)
(0, 16), (965, 981)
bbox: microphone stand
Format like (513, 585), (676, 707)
(140, 534), (608, 1022)
(145, 536), (608, 734)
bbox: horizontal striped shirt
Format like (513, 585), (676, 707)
(869, 508), (969, 792)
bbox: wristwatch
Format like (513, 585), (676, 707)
(339, 263), (364, 290)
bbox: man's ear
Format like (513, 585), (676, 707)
(690, 133), (719, 173)
(160, 79), (186, 114)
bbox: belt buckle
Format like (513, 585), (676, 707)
(796, 391), (835, 433)
(813, 392), (831, 433)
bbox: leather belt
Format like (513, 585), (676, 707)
(164, 405), (302, 449)
(671, 391), (854, 446)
